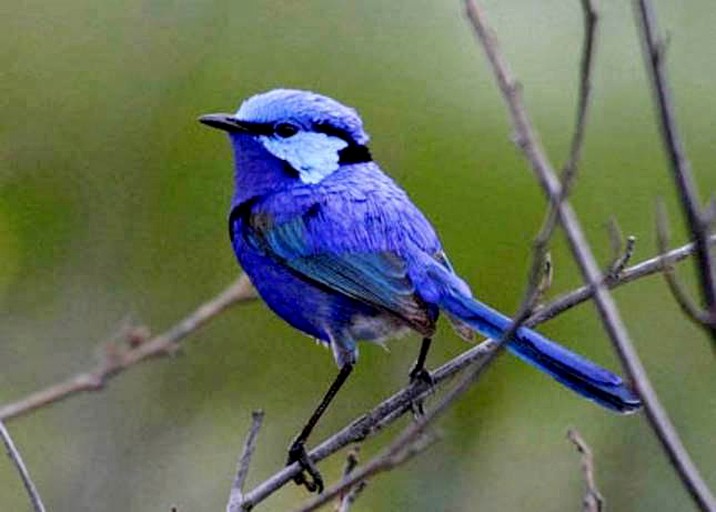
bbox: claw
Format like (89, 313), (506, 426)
(287, 440), (324, 493)
(409, 366), (435, 387)
(408, 367), (434, 417)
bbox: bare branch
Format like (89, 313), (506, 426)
(0, 274), (256, 422)
(567, 428), (604, 512)
(0, 420), (46, 512)
(0, 230), (707, 426)
(634, 0), (716, 340)
(207, 234), (715, 510)
(0, 242), (713, 510)
(226, 410), (265, 512)
(464, 1), (716, 510)
(656, 202), (711, 324)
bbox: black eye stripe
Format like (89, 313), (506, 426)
(234, 120), (274, 136)
(239, 120), (358, 146)
(314, 122), (353, 143)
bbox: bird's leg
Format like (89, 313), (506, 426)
(287, 362), (354, 493)
(408, 337), (434, 416)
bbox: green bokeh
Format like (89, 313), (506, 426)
(2, 1), (715, 510)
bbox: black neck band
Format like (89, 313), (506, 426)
(338, 144), (372, 165)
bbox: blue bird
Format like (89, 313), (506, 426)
(199, 89), (641, 492)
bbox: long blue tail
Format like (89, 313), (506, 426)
(440, 291), (641, 414)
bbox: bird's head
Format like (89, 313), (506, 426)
(200, 89), (372, 184)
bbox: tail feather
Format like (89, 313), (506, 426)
(440, 291), (642, 414)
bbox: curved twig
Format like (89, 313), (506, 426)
(656, 201), (711, 324)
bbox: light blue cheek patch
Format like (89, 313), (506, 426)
(261, 132), (348, 184)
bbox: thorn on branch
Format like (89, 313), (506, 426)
(567, 428), (604, 512)
(605, 218), (636, 281)
(611, 236), (637, 279)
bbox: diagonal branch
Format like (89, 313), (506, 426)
(0, 274), (256, 422)
(463, 1), (716, 510)
(0, 241), (714, 510)
(634, 0), (716, 340)
(294, 181), (569, 512)
(1, 235), (712, 430)
(239, 234), (716, 509)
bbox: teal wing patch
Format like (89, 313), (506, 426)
(234, 206), (435, 333)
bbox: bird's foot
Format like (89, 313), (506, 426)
(287, 440), (324, 494)
(408, 366), (434, 417)
(409, 366), (434, 387)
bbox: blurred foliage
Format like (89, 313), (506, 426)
(2, 0), (715, 510)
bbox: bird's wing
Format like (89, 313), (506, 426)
(230, 192), (439, 334)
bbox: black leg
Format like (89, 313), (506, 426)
(408, 337), (434, 416)
(287, 363), (354, 493)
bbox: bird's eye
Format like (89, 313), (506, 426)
(274, 122), (299, 138)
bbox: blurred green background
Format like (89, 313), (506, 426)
(2, 0), (715, 510)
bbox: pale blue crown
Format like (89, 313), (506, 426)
(236, 89), (370, 146)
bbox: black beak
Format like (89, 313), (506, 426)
(198, 113), (249, 132)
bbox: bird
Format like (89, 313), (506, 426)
(199, 89), (641, 493)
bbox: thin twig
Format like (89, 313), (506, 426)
(227, 410), (265, 512)
(0, 420), (46, 512)
(605, 218), (636, 281)
(525, 0), (598, 288)
(634, 0), (716, 338)
(0, 274), (256, 422)
(561, 0), (598, 189)
(656, 202), (710, 324)
(567, 428), (603, 512)
(608, 235), (637, 281)
(464, 1), (716, 511)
